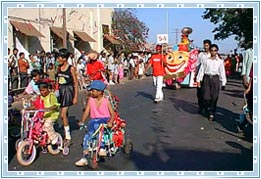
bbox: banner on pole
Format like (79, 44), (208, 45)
(157, 34), (168, 44)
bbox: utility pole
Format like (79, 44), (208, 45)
(171, 28), (180, 45)
(166, 9), (169, 36)
(62, 8), (67, 48)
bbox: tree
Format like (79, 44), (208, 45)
(111, 9), (149, 52)
(202, 8), (253, 49)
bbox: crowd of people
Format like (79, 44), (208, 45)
(8, 38), (253, 166)
(8, 47), (152, 92)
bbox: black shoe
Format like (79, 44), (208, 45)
(208, 115), (214, 121)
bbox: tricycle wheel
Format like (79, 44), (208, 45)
(16, 141), (36, 166)
(63, 146), (70, 156)
(15, 138), (23, 151)
(87, 154), (98, 169)
(47, 133), (63, 155)
(124, 139), (133, 155)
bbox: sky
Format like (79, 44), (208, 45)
(134, 8), (239, 54)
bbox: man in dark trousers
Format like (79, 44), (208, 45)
(196, 44), (227, 121)
(195, 39), (212, 114)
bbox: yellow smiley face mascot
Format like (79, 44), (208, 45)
(164, 27), (199, 87)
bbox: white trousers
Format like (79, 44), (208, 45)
(43, 119), (58, 142)
(153, 76), (164, 100)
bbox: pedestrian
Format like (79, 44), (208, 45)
(138, 59), (145, 79)
(75, 80), (115, 166)
(128, 54), (136, 80)
(86, 50), (106, 82)
(244, 64), (253, 118)
(56, 48), (78, 147)
(107, 52), (115, 85)
(195, 39), (212, 114)
(241, 41), (253, 89)
(45, 52), (55, 72)
(46, 63), (56, 81)
(144, 44), (166, 103)
(118, 61), (125, 84)
(9, 48), (19, 89)
(18, 52), (30, 88)
(76, 57), (86, 90)
(196, 44), (227, 121)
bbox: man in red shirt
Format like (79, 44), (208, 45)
(86, 51), (105, 81)
(144, 45), (166, 102)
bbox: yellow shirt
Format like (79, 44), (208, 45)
(40, 92), (60, 121)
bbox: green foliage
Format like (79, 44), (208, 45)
(112, 9), (149, 51)
(202, 8), (253, 49)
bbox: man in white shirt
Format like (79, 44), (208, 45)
(195, 39), (211, 114)
(196, 44), (226, 121)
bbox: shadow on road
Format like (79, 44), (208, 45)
(130, 142), (253, 171)
(135, 91), (154, 100)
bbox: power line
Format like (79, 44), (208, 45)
(171, 28), (180, 44)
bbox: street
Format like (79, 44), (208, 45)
(8, 77), (253, 171)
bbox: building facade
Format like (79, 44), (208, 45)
(8, 8), (116, 57)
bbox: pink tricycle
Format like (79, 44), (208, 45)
(16, 97), (69, 166)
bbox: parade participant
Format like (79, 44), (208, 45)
(86, 50), (106, 82)
(195, 39), (212, 114)
(75, 80), (115, 166)
(23, 69), (42, 95)
(144, 44), (166, 103)
(37, 82), (60, 145)
(196, 44), (226, 121)
(24, 82), (60, 147)
(56, 48), (78, 147)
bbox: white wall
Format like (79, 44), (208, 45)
(8, 8), (114, 54)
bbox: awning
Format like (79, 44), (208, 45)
(10, 20), (45, 37)
(50, 26), (76, 41)
(74, 31), (96, 42)
(104, 35), (121, 45)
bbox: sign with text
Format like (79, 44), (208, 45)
(157, 34), (168, 44)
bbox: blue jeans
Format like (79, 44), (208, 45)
(82, 117), (109, 150)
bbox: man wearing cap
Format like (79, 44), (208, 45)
(144, 44), (167, 102)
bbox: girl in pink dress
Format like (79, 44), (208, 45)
(75, 80), (115, 166)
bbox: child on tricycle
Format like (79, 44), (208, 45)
(16, 82), (67, 166)
(75, 80), (115, 167)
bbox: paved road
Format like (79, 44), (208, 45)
(8, 77), (253, 171)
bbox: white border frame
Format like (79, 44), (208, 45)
(1, 1), (259, 178)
